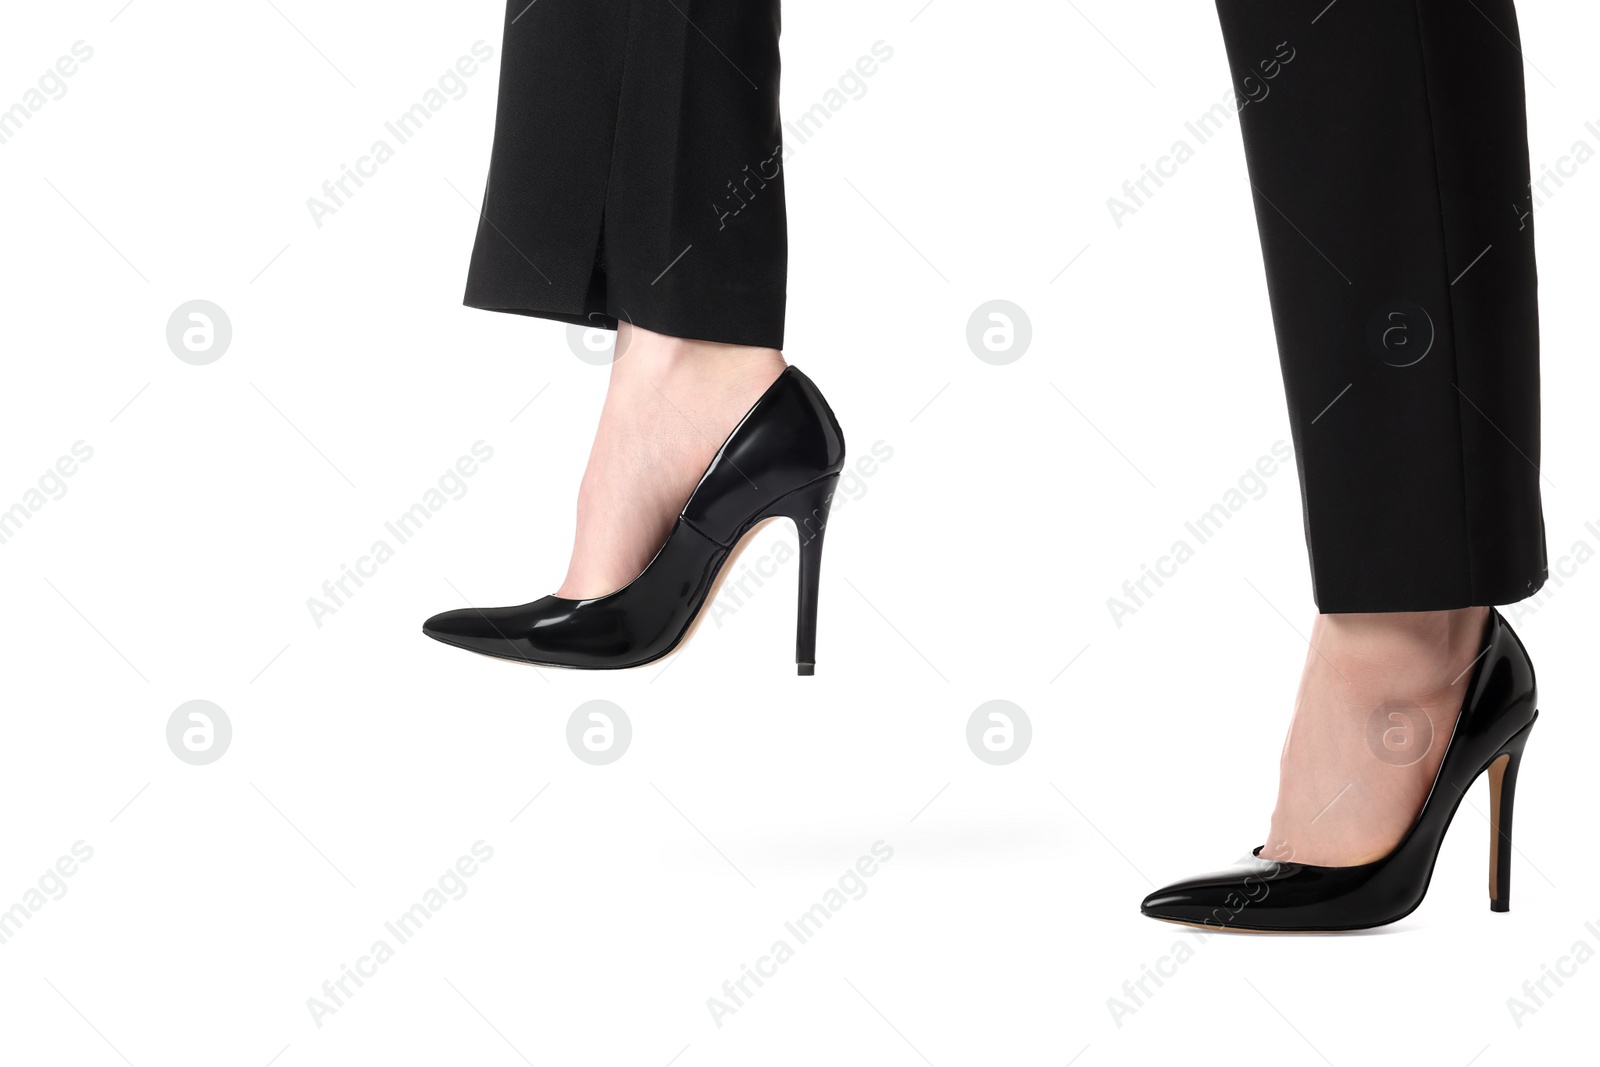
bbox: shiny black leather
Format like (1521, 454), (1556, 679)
(682, 367), (844, 544)
(423, 367), (845, 671)
(1141, 609), (1538, 932)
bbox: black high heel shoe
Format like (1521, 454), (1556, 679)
(1141, 609), (1537, 932)
(423, 367), (845, 673)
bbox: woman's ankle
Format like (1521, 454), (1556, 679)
(1310, 606), (1490, 703)
(611, 324), (785, 395)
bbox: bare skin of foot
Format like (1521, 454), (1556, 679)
(555, 324), (786, 600)
(1259, 606), (1491, 867)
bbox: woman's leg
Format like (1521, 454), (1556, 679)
(1262, 607), (1490, 866)
(466, 0), (788, 596)
(558, 326), (784, 598)
(1213, 0), (1544, 865)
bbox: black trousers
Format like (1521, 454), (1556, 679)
(464, 0), (788, 349)
(466, 0), (1547, 613)
(1215, 0), (1545, 611)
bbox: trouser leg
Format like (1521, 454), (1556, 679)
(1214, 0), (1545, 611)
(464, 0), (787, 349)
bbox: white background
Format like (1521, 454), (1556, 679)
(2, 1), (1597, 1064)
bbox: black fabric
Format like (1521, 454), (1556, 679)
(1214, 0), (1546, 612)
(464, 0), (787, 348)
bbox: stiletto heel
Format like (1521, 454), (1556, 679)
(1488, 715), (1535, 913)
(759, 474), (838, 676)
(1142, 609), (1538, 932)
(422, 367), (846, 671)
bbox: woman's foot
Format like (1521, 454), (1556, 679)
(556, 324), (786, 599)
(1259, 606), (1491, 867)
